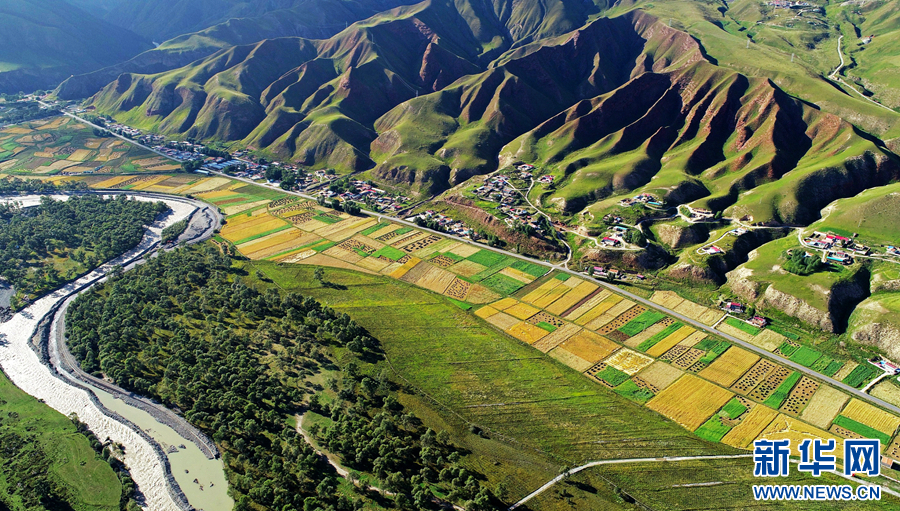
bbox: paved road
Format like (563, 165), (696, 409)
(55, 111), (900, 426)
(508, 454), (754, 509)
(827, 35), (895, 113)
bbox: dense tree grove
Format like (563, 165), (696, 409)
(66, 246), (499, 510)
(783, 249), (825, 276)
(0, 195), (167, 304)
(0, 175), (87, 194)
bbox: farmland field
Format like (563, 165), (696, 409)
(698, 347), (759, 387)
(0, 116), (170, 176)
(647, 375), (734, 431)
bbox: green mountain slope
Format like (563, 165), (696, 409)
(0, 0), (150, 93)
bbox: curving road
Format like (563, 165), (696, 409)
(0, 192), (221, 511)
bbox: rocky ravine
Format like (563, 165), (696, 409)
(0, 195), (200, 511)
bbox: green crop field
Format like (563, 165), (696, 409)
(721, 398), (747, 420)
(613, 380), (654, 403)
(619, 310), (666, 337)
(694, 416), (733, 443)
(778, 342), (799, 357)
(466, 249), (508, 268)
(789, 346), (823, 368)
(832, 416), (891, 445)
(371, 246), (406, 261)
(0, 371), (122, 510)
(251, 260), (738, 502)
(510, 260), (549, 278)
(481, 272), (526, 295)
(763, 372), (802, 409)
(724, 317), (761, 336)
(842, 364), (881, 389)
(593, 366), (630, 387)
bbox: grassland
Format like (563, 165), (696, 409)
(0, 370), (121, 510)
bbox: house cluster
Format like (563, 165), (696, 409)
(701, 245), (723, 255)
(474, 176), (519, 206)
(803, 231), (869, 263)
(619, 193), (661, 208)
(410, 210), (475, 238)
(319, 180), (409, 213)
(588, 266), (625, 280)
(729, 228), (749, 236)
(722, 301), (745, 314)
(600, 225), (629, 247)
(537, 175), (554, 185)
(498, 205), (544, 234)
(106, 122), (144, 139)
(825, 251), (853, 265)
(869, 356), (900, 375)
(688, 207), (714, 220)
(887, 246), (900, 257)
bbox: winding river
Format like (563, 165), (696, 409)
(0, 192), (232, 511)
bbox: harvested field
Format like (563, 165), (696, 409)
(182, 177), (230, 193)
(697, 308), (725, 325)
(520, 277), (563, 303)
(672, 300), (715, 322)
(756, 415), (842, 458)
(746, 329), (786, 352)
(412, 238), (457, 259)
(532, 323), (582, 353)
(318, 217), (377, 241)
(721, 405), (779, 449)
(731, 359), (778, 395)
(321, 246), (365, 264)
(294, 253), (376, 273)
(670, 348), (705, 369)
(678, 331), (707, 347)
(448, 259), (488, 278)
(527, 311), (563, 328)
(624, 323), (666, 349)
(505, 302), (540, 320)
(604, 349), (653, 375)
(412, 266), (457, 294)
(464, 284), (500, 304)
(799, 386), (850, 429)
(336, 237), (377, 255)
(93, 175), (135, 188)
(430, 254), (459, 268)
(548, 347), (593, 372)
(584, 299), (635, 331)
(886, 436), (900, 463)
(698, 347), (759, 387)
(506, 322), (550, 345)
(832, 361), (859, 382)
(545, 281), (598, 316)
(647, 375), (734, 431)
(717, 322), (757, 343)
(364, 224), (401, 239)
(556, 331), (619, 363)
(840, 399), (900, 436)
(400, 234), (442, 253)
(564, 290), (612, 321)
(650, 291), (685, 309)
(646, 326), (697, 358)
(357, 256), (392, 272)
(443, 278), (471, 300)
(573, 295), (622, 326)
(389, 231), (427, 248)
(67, 149), (93, 161)
(872, 381), (900, 409)
(830, 425), (865, 440)
(636, 362), (683, 392)
(596, 305), (646, 335)
(485, 312), (520, 331)
(447, 243), (480, 257)
(748, 365), (793, 402)
(779, 377), (819, 416)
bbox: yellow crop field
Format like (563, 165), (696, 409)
(85, 139), (102, 148)
(756, 415), (844, 460)
(197, 190), (238, 200)
(636, 362), (683, 391)
(221, 214), (288, 242)
(575, 293), (624, 325)
(491, 297), (519, 311)
(485, 311), (521, 331)
(357, 256), (391, 272)
(531, 282), (571, 309)
(798, 385), (849, 429)
(506, 322), (550, 345)
(464, 284), (500, 304)
(722, 405), (779, 449)
(564, 290), (612, 321)
(872, 381), (900, 408)
(182, 177), (231, 194)
(545, 281), (598, 316)
(319, 217), (377, 241)
(548, 347), (593, 372)
(93, 175), (133, 188)
(475, 306), (499, 319)
(413, 266), (457, 294)
(223, 200), (269, 216)
(604, 349), (653, 375)
(646, 326), (696, 358)
(678, 331), (707, 347)
(673, 300), (719, 325)
(240, 230), (314, 259)
(388, 258), (421, 279)
(505, 302), (540, 320)
(558, 331), (619, 363)
(448, 243), (480, 258)
(698, 347), (760, 387)
(366, 224), (401, 239)
(521, 278), (564, 305)
(584, 299), (635, 331)
(651, 291), (685, 309)
(129, 175), (171, 190)
(840, 399), (900, 436)
(532, 323), (582, 353)
(647, 375), (734, 431)
(499, 267), (535, 284)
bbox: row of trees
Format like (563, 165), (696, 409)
(65, 246), (498, 510)
(0, 195), (168, 306)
